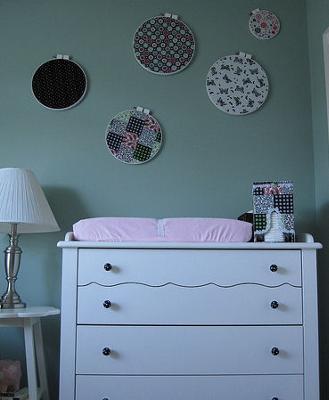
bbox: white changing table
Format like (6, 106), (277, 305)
(58, 233), (321, 400)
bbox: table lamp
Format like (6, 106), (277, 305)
(0, 168), (59, 309)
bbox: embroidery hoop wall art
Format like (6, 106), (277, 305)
(32, 55), (87, 110)
(249, 9), (280, 40)
(206, 52), (269, 115)
(133, 13), (195, 75)
(105, 107), (163, 164)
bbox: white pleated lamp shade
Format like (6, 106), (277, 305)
(0, 168), (60, 233)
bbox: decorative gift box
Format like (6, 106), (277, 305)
(252, 181), (295, 242)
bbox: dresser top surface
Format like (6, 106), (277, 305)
(57, 232), (322, 250)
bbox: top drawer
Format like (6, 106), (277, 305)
(78, 249), (301, 286)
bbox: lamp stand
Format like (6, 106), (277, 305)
(0, 224), (26, 309)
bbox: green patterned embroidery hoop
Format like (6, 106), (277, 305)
(105, 108), (163, 164)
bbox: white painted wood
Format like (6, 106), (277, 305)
(23, 319), (38, 400)
(297, 232), (315, 243)
(302, 249), (320, 400)
(58, 237), (322, 249)
(76, 325), (303, 375)
(77, 283), (302, 325)
(323, 27), (329, 138)
(64, 232), (74, 241)
(64, 231), (315, 244)
(75, 375), (304, 400)
(78, 249), (302, 286)
(0, 306), (59, 319)
(59, 248), (78, 400)
(34, 320), (50, 400)
(0, 309), (59, 400)
(59, 239), (320, 399)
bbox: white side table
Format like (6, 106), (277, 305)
(0, 306), (60, 400)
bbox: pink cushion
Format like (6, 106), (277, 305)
(73, 218), (158, 242)
(160, 218), (252, 242)
(73, 217), (252, 243)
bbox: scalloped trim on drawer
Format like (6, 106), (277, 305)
(77, 249), (301, 287)
(77, 283), (302, 325)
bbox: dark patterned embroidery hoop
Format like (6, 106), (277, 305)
(105, 108), (163, 164)
(206, 52), (269, 115)
(249, 9), (280, 40)
(133, 13), (195, 75)
(32, 55), (87, 110)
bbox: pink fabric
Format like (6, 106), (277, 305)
(73, 217), (252, 243)
(73, 218), (158, 242)
(160, 218), (252, 242)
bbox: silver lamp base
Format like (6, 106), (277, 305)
(0, 224), (26, 309)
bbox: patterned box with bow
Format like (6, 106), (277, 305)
(252, 181), (295, 242)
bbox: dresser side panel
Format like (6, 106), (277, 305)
(302, 249), (320, 400)
(59, 248), (78, 400)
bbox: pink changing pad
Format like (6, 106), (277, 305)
(73, 217), (252, 242)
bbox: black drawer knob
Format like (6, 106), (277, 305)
(271, 301), (279, 309)
(272, 398), (278, 400)
(103, 300), (112, 308)
(104, 263), (112, 271)
(102, 398), (109, 400)
(271, 347), (280, 356)
(270, 264), (278, 272)
(102, 347), (111, 356)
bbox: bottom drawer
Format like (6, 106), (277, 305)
(76, 375), (303, 400)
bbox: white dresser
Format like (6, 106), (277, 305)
(58, 233), (321, 400)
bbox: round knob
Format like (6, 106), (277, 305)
(102, 398), (109, 400)
(271, 347), (280, 356)
(272, 398), (278, 400)
(271, 301), (279, 309)
(104, 263), (112, 271)
(270, 264), (278, 272)
(102, 347), (111, 356)
(103, 300), (112, 309)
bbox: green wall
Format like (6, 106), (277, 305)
(306, 0), (329, 399)
(0, 0), (316, 397)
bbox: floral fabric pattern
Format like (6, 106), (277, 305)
(249, 9), (280, 40)
(133, 15), (195, 75)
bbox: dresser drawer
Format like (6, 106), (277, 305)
(76, 326), (303, 375)
(77, 283), (302, 325)
(76, 375), (303, 400)
(78, 249), (301, 286)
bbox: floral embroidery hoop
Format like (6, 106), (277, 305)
(249, 9), (280, 40)
(206, 52), (269, 115)
(133, 13), (195, 75)
(105, 107), (163, 164)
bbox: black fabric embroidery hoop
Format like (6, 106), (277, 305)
(31, 55), (87, 110)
